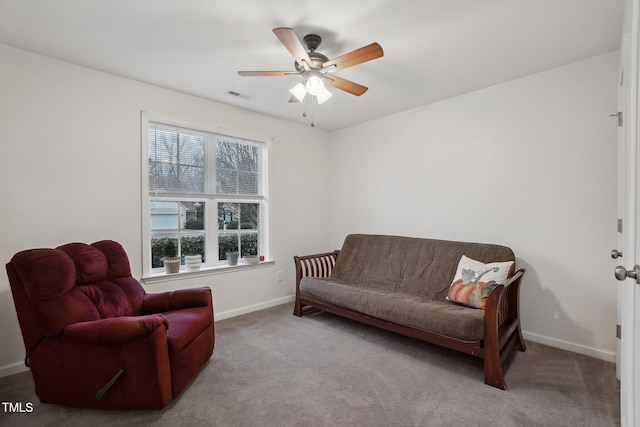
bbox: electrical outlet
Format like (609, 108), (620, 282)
(277, 271), (283, 282)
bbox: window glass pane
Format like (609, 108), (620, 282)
(240, 203), (259, 256)
(217, 202), (259, 259)
(216, 139), (259, 195)
(151, 236), (179, 268)
(216, 139), (238, 169)
(218, 233), (239, 260)
(216, 169), (238, 194)
(237, 145), (258, 172)
(239, 203), (258, 229)
(218, 202), (240, 261)
(149, 127), (205, 194)
(218, 202), (239, 230)
(238, 171), (258, 195)
(150, 200), (180, 232)
(150, 200), (206, 267)
(181, 202), (205, 263)
(241, 231), (258, 257)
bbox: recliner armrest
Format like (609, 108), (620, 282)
(142, 287), (212, 314)
(63, 314), (169, 345)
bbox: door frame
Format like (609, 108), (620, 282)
(619, 1), (640, 425)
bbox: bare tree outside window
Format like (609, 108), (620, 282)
(216, 139), (259, 195)
(149, 128), (205, 194)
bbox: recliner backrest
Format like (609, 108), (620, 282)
(7, 240), (145, 345)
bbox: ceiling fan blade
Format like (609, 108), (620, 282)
(324, 75), (368, 96)
(273, 27), (312, 70)
(322, 42), (383, 72)
(288, 95), (300, 103)
(238, 71), (298, 76)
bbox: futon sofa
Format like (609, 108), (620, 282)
(293, 234), (526, 389)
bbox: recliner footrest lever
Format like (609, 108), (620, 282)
(96, 369), (124, 401)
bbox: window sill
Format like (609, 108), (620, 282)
(141, 260), (275, 285)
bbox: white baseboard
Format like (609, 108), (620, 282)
(523, 330), (616, 363)
(0, 360), (29, 378)
(214, 295), (295, 321)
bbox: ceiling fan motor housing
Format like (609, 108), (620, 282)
(294, 34), (329, 72)
(295, 52), (329, 72)
(303, 34), (322, 52)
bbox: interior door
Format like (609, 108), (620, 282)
(615, 2), (640, 425)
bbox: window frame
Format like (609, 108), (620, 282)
(140, 112), (270, 280)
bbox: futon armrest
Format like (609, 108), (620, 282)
(63, 314), (169, 345)
(486, 269), (526, 301)
(485, 268), (526, 329)
(142, 287), (212, 314)
(501, 268), (525, 288)
(294, 250), (340, 287)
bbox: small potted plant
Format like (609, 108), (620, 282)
(184, 253), (202, 270)
(163, 240), (181, 274)
(226, 251), (239, 266)
(242, 245), (259, 265)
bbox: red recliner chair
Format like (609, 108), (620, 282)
(5, 240), (214, 409)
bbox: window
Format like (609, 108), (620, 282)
(142, 118), (268, 275)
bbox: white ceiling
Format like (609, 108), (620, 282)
(0, 0), (625, 131)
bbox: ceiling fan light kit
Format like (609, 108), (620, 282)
(314, 85), (333, 104)
(238, 27), (383, 125)
(304, 71), (324, 96)
(289, 82), (307, 102)
(289, 72), (333, 104)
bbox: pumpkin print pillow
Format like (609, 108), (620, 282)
(446, 255), (514, 309)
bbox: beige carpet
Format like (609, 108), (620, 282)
(0, 303), (620, 426)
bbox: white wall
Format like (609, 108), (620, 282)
(329, 51), (620, 361)
(0, 43), (331, 375)
(0, 41), (621, 377)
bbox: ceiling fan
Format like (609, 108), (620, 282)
(238, 27), (383, 105)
